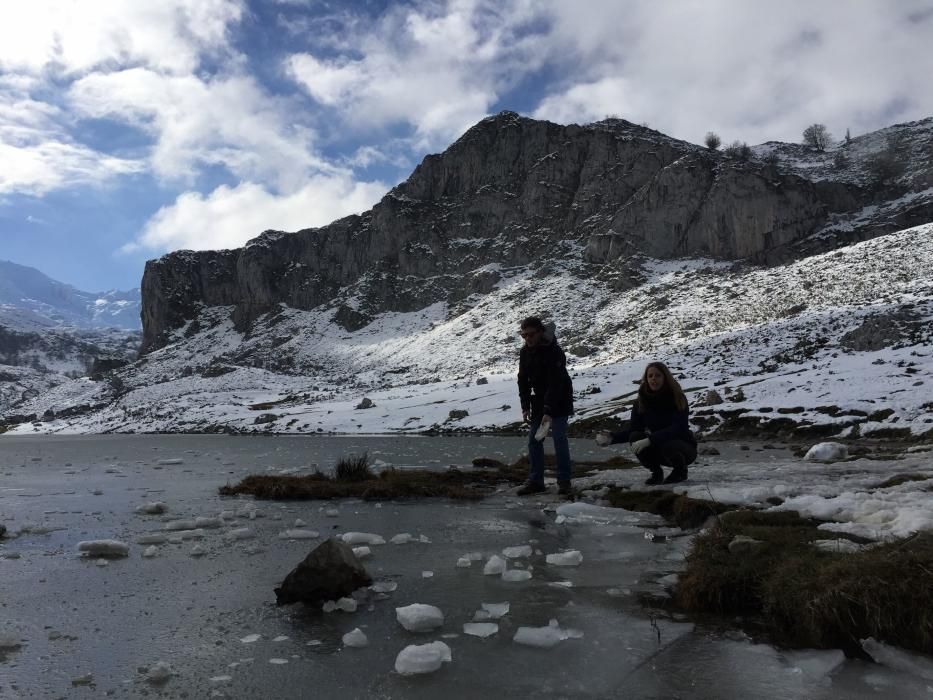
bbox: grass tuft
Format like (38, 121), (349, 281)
(334, 453), (372, 482)
(674, 510), (933, 656)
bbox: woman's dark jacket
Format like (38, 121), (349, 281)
(517, 339), (574, 419)
(610, 391), (695, 447)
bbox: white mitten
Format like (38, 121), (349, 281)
(595, 432), (612, 447)
(631, 437), (651, 454)
(534, 416), (552, 442)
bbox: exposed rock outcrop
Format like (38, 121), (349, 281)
(140, 112), (933, 353)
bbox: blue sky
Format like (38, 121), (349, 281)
(1, 0), (932, 292)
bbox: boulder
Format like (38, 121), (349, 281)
(356, 398), (374, 410)
(475, 377), (489, 385)
(728, 535), (767, 555)
(448, 409), (469, 420)
(704, 390), (724, 406)
(274, 538), (372, 606)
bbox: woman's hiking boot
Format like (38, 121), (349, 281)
(557, 480), (573, 496)
(517, 480), (547, 496)
(663, 468), (688, 484)
(644, 468), (664, 486)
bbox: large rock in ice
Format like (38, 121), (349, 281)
(394, 641), (452, 675)
(274, 538), (372, 606)
(396, 604), (444, 632)
(803, 442), (848, 462)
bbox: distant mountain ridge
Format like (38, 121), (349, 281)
(0, 260), (141, 331)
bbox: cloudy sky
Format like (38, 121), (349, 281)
(1, 0), (932, 291)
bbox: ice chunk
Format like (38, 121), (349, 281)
(342, 628), (369, 648)
(456, 557), (471, 568)
(337, 597), (358, 612)
(549, 581), (574, 589)
(804, 442), (848, 462)
(95, 558), (108, 567)
(194, 516), (222, 529)
(325, 508), (340, 517)
(340, 532), (386, 546)
(513, 624), (563, 648)
(157, 459), (184, 465)
(463, 622), (498, 638)
(273, 635), (289, 642)
(142, 545), (157, 558)
(546, 550), (583, 566)
(481, 602), (510, 619)
(467, 551), (483, 561)
(421, 571), (433, 578)
(371, 581), (398, 593)
(163, 519), (198, 531)
(0, 633), (22, 650)
(502, 545), (532, 558)
(396, 604), (444, 632)
(390, 533), (413, 544)
(483, 555), (507, 575)
(135, 502), (168, 515)
(513, 620), (582, 648)
(394, 641), (452, 675)
(352, 546), (372, 559)
(278, 529), (320, 540)
(534, 417), (551, 441)
(145, 661), (173, 684)
(137, 534), (167, 545)
(269, 658), (288, 665)
(77, 540), (129, 557)
(228, 527), (256, 540)
(419, 534), (432, 543)
(294, 518), (306, 527)
(861, 638), (933, 681)
(473, 610), (492, 622)
(210, 675), (232, 683)
(501, 569), (532, 582)
(189, 545), (206, 557)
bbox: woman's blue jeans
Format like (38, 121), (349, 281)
(527, 415), (572, 483)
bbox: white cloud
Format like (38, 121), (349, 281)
(126, 176), (388, 252)
(0, 81), (143, 196)
(532, 0), (933, 145)
(0, 0), (243, 76)
(69, 69), (322, 191)
(285, 0), (544, 147)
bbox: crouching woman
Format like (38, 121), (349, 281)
(597, 362), (696, 485)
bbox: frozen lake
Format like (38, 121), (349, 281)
(1, 434), (931, 698)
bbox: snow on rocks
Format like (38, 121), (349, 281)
(804, 442), (849, 462)
(502, 545), (532, 558)
(340, 532), (386, 546)
(861, 637), (933, 681)
(342, 628), (369, 648)
(463, 622), (498, 638)
(483, 555), (507, 575)
(513, 620), (584, 648)
(394, 641), (452, 675)
(278, 529), (320, 540)
(396, 604), (444, 632)
(135, 502), (168, 515)
(546, 550), (583, 567)
(352, 546), (372, 559)
(77, 540), (129, 557)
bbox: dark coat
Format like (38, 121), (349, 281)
(610, 393), (695, 447)
(517, 339), (574, 419)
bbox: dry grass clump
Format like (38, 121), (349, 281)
(334, 453), (373, 482)
(606, 488), (730, 529)
(675, 510), (933, 656)
(219, 457), (527, 501)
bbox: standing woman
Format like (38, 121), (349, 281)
(597, 362), (696, 485)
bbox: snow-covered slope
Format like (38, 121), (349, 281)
(0, 260), (140, 331)
(7, 223), (931, 438)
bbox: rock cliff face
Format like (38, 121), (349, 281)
(140, 111), (927, 353)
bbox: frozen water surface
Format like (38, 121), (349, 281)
(0, 434), (931, 698)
